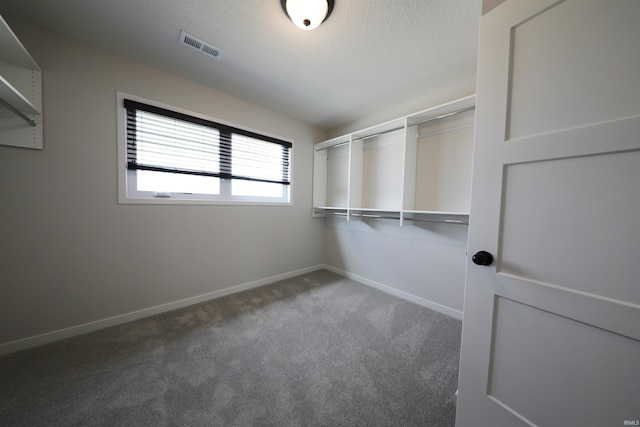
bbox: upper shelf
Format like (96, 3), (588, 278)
(406, 95), (476, 127)
(318, 95), (477, 151)
(0, 14), (40, 124)
(0, 14), (43, 148)
(315, 134), (350, 151)
(0, 15), (39, 71)
(351, 117), (405, 141)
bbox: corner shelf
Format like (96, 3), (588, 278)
(312, 95), (475, 226)
(0, 14), (43, 149)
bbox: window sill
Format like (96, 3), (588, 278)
(118, 196), (293, 207)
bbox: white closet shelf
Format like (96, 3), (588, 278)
(315, 135), (350, 151)
(0, 74), (40, 114)
(312, 95), (476, 226)
(406, 95), (476, 127)
(314, 206), (348, 213)
(314, 117), (407, 151)
(349, 208), (402, 219)
(1, 13), (43, 148)
(402, 210), (469, 225)
(315, 207), (401, 217)
(0, 14), (40, 123)
(351, 117), (405, 140)
(0, 15), (39, 70)
(315, 207), (469, 225)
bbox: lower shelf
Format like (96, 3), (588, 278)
(402, 210), (469, 225)
(313, 206), (348, 217)
(313, 207), (469, 225)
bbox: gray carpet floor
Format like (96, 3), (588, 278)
(0, 269), (462, 426)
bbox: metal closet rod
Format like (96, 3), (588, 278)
(325, 211), (399, 220)
(324, 210), (468, 225)
(357, 126), (404, 141)
(316, 140), (349, 151)
(315, 105), (475, 152)
(409, 105), (475, 127)
(405, 217), (469, 225)
(417, 123), (475, 140)
(351, 213), (401, 220)
(0, 97), (36, 127)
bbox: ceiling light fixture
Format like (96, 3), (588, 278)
(281, 0), (335, 31)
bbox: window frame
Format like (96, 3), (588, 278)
(117, 92), (293, 206)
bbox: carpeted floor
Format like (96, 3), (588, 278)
(0, 269), (462, 426)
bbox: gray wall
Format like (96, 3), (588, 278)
(323, 217), (469, 318)
(0, 23), (325, 346)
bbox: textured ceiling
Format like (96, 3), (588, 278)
(0, 0), (481, 132)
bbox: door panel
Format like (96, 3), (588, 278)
(507, 0), (640, 140)
(500, 150), (640, 304)
(489, 297), (640, 426)
(456, 1), (640, 425)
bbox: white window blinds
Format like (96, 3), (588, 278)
(124, 99), (291, 186)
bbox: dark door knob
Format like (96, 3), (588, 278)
(472, 251), (493, 266)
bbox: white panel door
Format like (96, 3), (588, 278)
(456, 1), (640, 426)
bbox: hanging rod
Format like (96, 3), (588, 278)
(409, 105), (475, 127)
(323, 210), (468, 225)
(315, 140), (349, 152)
(0, 97), (37, 127)
(417, 123), (474, 140)
(324, 211), (400, 220)
(357, 125), (405, 141)
(351, 213), (401, 220)
(403, 216), (469, 225)
(315, 125), (405, 152)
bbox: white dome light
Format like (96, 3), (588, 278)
(282, 0), (334, 31)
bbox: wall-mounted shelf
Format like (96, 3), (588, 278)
(313, 95), (475, 226)
(0, 14), (43, 149)
(0, 74), (38, 124)
(313, 206), (349, 217)
(402, 210), (469, 225)
(313, 207), (469, 226)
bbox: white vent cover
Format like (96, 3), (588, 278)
(179, 30), (223, 60)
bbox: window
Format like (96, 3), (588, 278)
(118, 95), (292, 204)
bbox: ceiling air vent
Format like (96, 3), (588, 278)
(179, 30), (223, 60)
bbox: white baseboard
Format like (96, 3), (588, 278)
(0, 264), (325, 356)
(1, 264), (461, 356)
(323, 264), (464, 321)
